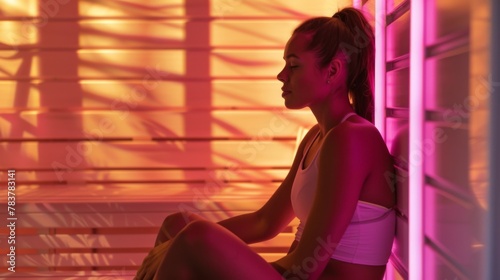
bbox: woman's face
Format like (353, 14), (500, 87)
(277, 32), (331, 109)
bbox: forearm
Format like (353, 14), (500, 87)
(217, 211), (271, 244)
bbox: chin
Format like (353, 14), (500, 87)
(284, 102), (307, 110)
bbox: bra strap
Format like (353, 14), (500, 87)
(340, 112), (357, 124)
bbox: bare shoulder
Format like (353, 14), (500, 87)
(323, 117), (391, 163)
(326, 118), (381, 144)
(320, 117), (395, 207)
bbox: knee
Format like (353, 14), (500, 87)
(176, 220), (218, 248)
(159, 211), (204, 241)
(161, 212), (188, 229)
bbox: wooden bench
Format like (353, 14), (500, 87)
(0, 169), (298, 279)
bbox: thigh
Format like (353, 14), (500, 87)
(155, 220), (284, 280)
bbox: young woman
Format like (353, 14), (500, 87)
(135, 7), (395, 280)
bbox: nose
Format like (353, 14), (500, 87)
(277, 66), (287, 83)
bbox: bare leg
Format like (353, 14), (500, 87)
(154, 220), (283, 280)
(154, 211), (205, 246)
(136, 212), (205, 280)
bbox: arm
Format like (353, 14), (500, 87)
(217, 126), (320, 244)
(274, 124), (375, 280)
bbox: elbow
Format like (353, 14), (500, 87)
(255, 210), (286, 241)
(261, 228), (281, 242)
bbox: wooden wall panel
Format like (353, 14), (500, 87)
(0, 0), (339, 277)
(384, 1), (410, 278)
(0, 169), (288, 184)
(0, 252), (285, 270)
(0, 0), (339, 19)
(0, 111), (314, 139)
(0, 50), (286, 79)
(4, 233), (295, 250)
(0, 81), (288, 109)
(1, 20), (302, 50)
(4, 182), (280, 203)
(0, 141), (296, 169)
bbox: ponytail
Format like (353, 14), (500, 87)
(334, 8), (375, 123)
(294, 7), (375, 123)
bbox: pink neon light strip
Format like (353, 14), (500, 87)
(409, 0), (424, 278)
(374, 0), (386, 138)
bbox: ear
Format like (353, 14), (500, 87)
(327, 58), (344, 83)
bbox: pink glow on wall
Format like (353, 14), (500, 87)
(374, 0), (386, 138)
(422, 4), (437, 278)
(409, 0), (425, 279)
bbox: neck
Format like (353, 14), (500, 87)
(309, 91), (355, 137)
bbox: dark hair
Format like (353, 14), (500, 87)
(293, 7), (375, 123)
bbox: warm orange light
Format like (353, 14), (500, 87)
(79, 20), (186, 48)
(0, 0), (356, 273)
(210, 20), (299, 48)
(209, 0), (347, 18)
(77, 49), (186, 78)
(469, 1), (491, 210)
(0, 82), (41, 109)
(0, 21), (39, 47)
(0, 50), (40, 77)
(79, 0), (186, 18)
(2, 0), (38, 17)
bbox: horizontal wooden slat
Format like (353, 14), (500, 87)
(0, 252), (285, 267)
(0, 169), (288, 184)
(0, 201), (269, 214)
(0, 271), (136, 279)
(423, 241), (469, 280)
(423, 185), (482, 277)
(0, 215), (165, 230)
(0, 212), (239, 229)
(0, 140), (296, 170)
(0, 80), (288, 109)
(0, 50), (283, 79)
(423, 123), (469, 189)
(0, 182), (280, 203)
(0, 0), (336, 19)
(0, 212), (298, 229)
(0, 232), (295, 249)
(0, 20), (299, 49)
(0, 111), (315, 140)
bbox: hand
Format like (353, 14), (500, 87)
(269, 261), (287, 275)
(135, 241), (171, 280)
(270, 254), (303, 280)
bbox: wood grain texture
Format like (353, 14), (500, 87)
(0, 111), (314, 139)
(0, 0), (332, 276)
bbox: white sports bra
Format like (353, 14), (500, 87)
(290, 113), (395, 265)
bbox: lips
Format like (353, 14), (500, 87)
(281, 88), (291, 97)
